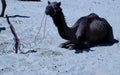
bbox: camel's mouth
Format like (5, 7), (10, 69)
(45, 10), (49, 15)
(45, 6), (56, 17)
(45, 11), (55, 17)
(45, 10), (52, 15)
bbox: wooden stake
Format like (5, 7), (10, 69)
(6, 15), (20, 53)
(0, 0), (7, 17)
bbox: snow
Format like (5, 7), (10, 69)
(0, 0), (120, 75)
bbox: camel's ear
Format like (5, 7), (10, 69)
(48, 1), (51, 5)
(57, 2), (61, 7)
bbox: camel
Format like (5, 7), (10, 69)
(45, 1), (115, 49)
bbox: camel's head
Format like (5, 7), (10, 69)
(45, 1), (61, 17)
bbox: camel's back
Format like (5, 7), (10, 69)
(86, 19), (109, 43)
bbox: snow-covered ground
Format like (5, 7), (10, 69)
(0, 0), (120, 75)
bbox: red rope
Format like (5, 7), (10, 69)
(5, 13), (48, 54)
(21, 14), (47, 48)
(34, 14), (47, 43)
(34, 14), (45, 42)
(42, 15), (47, 39)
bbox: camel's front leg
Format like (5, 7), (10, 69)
(75, 19), (90, 49)
(59, 41), (74, 49)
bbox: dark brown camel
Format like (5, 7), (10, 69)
(45, 1), (115, 49)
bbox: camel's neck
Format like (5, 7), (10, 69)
(51, 11), (74, 40)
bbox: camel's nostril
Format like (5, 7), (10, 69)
(45, 10), (49, 15)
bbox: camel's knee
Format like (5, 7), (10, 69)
(59, 41), (72, 48)
(76, 33), (83, 40)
